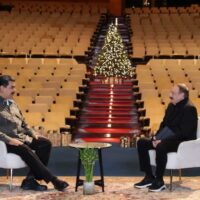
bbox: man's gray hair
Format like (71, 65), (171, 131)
(177, 83), (189, 98)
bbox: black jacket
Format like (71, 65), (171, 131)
(156, 98), (198, 141)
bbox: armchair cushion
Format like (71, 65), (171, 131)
(149, 139), (200, 170)
(0, 141), (8, 157)
(149, 150), (180, 169)
(177, 139), (200, 168)
(0, 141), (27, 169)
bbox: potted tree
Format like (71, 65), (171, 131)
(80, 147), (98, 195)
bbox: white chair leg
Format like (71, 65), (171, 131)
(9, 169), (13, 191)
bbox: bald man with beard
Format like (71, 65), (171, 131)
(134, 83), (198, 192)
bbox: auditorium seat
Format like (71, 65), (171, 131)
(61, 81), (80, 90)
(58, 88), (77, 99)
(50, 104), (71, 116)
(1, 69), (19, 77)
(44, 47), (59, 56)
(160, 89), (171, 105)
(27, 58), (43, 65)
(47, 76), (67, 82)
(30, 46), (45, 55)
(55, 96), (75, 107)
(18, 88), (38, 98)
(30, 76), (48, 83)
(34, 96), (54, 105)
(0, 3), (100, 57)
(19, 69), (37, 77)
(58, 46), (72, 56)
(14, 96), (33, 112)
(42, 81), (62, 90)
(130, 6), (200, 59)
(58, 58), (77, 65)
(66, 76), (85, 85)
(136, 66), (153, 82)
(36, 69), (54, 77)
(146, 105), (166, 132)
(53, 70), (70, 77)
(42, 112), (68, 130)
(140, 89), (159, 99)
(138, 82), (155, 90)
(23, 112), (43, 127)
(27, 103), (50, 114)
(43, 58), (58, 65)
(37, 88), (57, 97)
(0, 58), (10, 64)
(25, 81), (43, 89)
(169, 73), (189, 84)
(16, 46), (30, 55)
(156, 80), (173, 91)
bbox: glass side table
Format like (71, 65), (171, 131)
(69, 142), (112, 192)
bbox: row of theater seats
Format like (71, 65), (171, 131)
(129, 5), (200, 58)
(0, 58), (87, 133)
(136, 59), (200, 132)
(126, 4), (200, 14)
(7, 0), (108, 14)
(0, 10), (101, 56)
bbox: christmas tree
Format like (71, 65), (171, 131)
(94, 23), (133, 78)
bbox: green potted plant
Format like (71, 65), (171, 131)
(80, 147), (98, 195)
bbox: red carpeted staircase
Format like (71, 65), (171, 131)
(71, 16), (140, 143)
(73, 77), (140, 143)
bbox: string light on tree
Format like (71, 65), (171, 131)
(115, 18), (118, 26)
(94, 23), (133, 78)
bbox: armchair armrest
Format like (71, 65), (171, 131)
(177, 139), (200, 168)
(0, 141), (8, 157)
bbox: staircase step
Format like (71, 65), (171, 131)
(79, 123), (138, 128)
(77, 127), (138, 134)
(79, 119), (137, 124)
(89, 88), (132, 92)
(80, 116), (136, 120)
(84, 102), (133, 106)
(87, 95), (133, 100)
(84, 100), (134, 104)
(78, 137), (120, 143)
(82, 107), (134, 111)
(81, 111), (138, 116)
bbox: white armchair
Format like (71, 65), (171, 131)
(149, 117), (200, 191)
(0, 141), (27, 190)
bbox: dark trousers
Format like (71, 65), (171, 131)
(6, 137), (54, 183)
(137, 138), (181, 179)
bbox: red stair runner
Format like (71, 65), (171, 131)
(73, 77), (140, 143)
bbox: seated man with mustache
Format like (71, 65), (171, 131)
(134, 83), (198, 192)
(0, 75), (68, 191)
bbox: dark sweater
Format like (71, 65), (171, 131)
(156, 98), (198, 141)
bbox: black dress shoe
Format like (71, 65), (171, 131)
(21, 178), (48, 191)
(52, 177), (69, 191)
